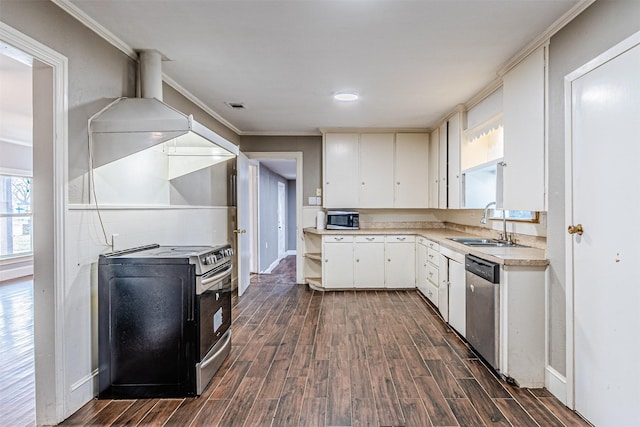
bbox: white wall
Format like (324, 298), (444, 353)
(258, 165), (288, 271)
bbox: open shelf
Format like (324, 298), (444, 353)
(305, 253), (322, 261)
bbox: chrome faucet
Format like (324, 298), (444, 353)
(480, 201), (496, 224)
(481, 201), (510, 243)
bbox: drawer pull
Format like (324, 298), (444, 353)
(366, 237), (375, 241)
(334, 237), (343, 241)
(396, 237), (406, 241)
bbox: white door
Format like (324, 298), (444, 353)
(236, 152), (250, 296)
(568, 39), (640, 426)
(324, 133), (359, 208)
(277, 181), (286, 260)
(359, 133), (394, 207)
(354, 238), (385, 288)
(323, 240), (354, 288)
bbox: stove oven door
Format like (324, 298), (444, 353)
(195, 269), (232, 394)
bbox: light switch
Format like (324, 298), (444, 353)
(316, 188), (322, 196)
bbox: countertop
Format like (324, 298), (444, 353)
(303, 227), (548, 267)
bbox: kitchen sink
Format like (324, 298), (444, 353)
(447, 237), (527, 248)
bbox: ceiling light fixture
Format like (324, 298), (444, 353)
(334, 91), (359, 102)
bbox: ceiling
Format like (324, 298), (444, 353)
(60, 1), (581, 135)
(256, 158), (297, 180)
(0, 47), (32, 146)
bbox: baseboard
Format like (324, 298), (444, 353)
(0, 264), (34, 282)
(262, 257), (281, 274)
(545, 365), (567, 405)
(285, 250), (296, 256)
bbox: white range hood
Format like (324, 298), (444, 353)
(89, 50), (238, 180)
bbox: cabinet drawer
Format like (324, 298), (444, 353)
(427, 248), (439, 265)
(355, 235), (384, 243)
(427, 263), (439, 286)
(427, 240), (440, 251)
(386, 235), (415, 243)
(417, 236), (430, 246)
(423, 282), (438, 307)
(323, 235), (354, 243)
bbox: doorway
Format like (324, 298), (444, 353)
(1, 23), (67, 425)
(565, 32), (640, 426)
(245, 152), (303, 283)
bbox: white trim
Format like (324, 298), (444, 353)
(546, 366), (567, 405)
(0, 167), (32, 177)
(51, 0), (137, 59)
(69, 369), (98, 393)
(563, 30), (640, 411)
(286, 250), (296, 256)
(0, 21), (68, 425)
(262, 256), (281, 274)
(244, 151), (304, 283)
(0, 264), (33, 282)
(240, 130), (322, 136)
(498, 0), (596, 76)
(68, 203), (231, 211)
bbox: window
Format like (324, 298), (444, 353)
(489, 209), (539, 223)
(0, 175), (32, 258)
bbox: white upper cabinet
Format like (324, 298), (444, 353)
(438, 122), (448, 209)
(447, 112), (463, 209)
(394, 133), (429, 208)
(428, 128), (440, 208)
(323, 131), (430, 209)
(359, 133), (395, 208)
(324, 133), (360, 208)
(502, 45), (546, 211)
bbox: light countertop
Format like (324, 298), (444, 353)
(303, 227), (548, 267)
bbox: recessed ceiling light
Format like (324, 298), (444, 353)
(334, 91), (359, 102)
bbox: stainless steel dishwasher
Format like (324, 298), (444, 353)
(465, 254), (500, 369)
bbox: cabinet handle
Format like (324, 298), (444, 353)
(397, 181), (401, 185)
(362, 181), (365, 185)
(356, 259), (360, 262)
(326, 181), (330, 185)
(387, 258), (391, 262)
(397, 237), (406, 241)
(499, 161), (507, 167)
(366, 237), (374, 241)
(428, 254), (434, 259)
(428, 272), (433, 277)
(334, 237), (343, 241)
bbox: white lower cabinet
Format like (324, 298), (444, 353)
(322, 236), (354, 289)
(416, 240), (429, 296)
(354, 236), (385, 288)
(448, 258), (466, 336)
(385, 235), (416, 288)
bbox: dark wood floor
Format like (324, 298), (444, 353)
(0, 277), (35, 427)
(53, 256), (591, 426)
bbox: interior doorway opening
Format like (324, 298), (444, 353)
(244, 152), (303, 283)
(0, 42), (35, 427)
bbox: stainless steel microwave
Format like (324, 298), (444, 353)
(326, 211), (359, 230)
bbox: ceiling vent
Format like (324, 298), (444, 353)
(225, 102), (246, 110)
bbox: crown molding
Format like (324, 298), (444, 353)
(52, 0), (137, 60)
(498, 0), (596, 76)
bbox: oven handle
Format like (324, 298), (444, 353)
(200, 267), (232, 291)
(200, 331), (231, 369)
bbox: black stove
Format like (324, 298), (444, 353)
(98, 243), (233, 398)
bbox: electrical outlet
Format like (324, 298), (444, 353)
(316, 188), (322, 196)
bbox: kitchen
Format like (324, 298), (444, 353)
(0, 0), (638, 426)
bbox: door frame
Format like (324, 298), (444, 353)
(563, 30), (640, 410)
(0, 22), (68, 424)
(244, 151), (303, 283)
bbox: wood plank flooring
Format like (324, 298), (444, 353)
(0, 277), (35, 427)
(14, 256), (591, 426)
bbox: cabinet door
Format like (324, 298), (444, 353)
(324, 133), (359, 208)
(354, 238), (385, 288)
(447, 112), (462, 209)
(416, 242), (428, 295)
(323, 239), (354, 288)
(394, 133), (429, 208)
(447, 258), (466, 337)
(428, 128), (440, 208)
(438, 254), (449, 321)
(385, 238), (416, 288)
(502, 45), (545, 211)
(359, 133), (394, 207)
(438, 122), (448, 209)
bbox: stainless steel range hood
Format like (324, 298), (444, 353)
(89, 50), (238, 180)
